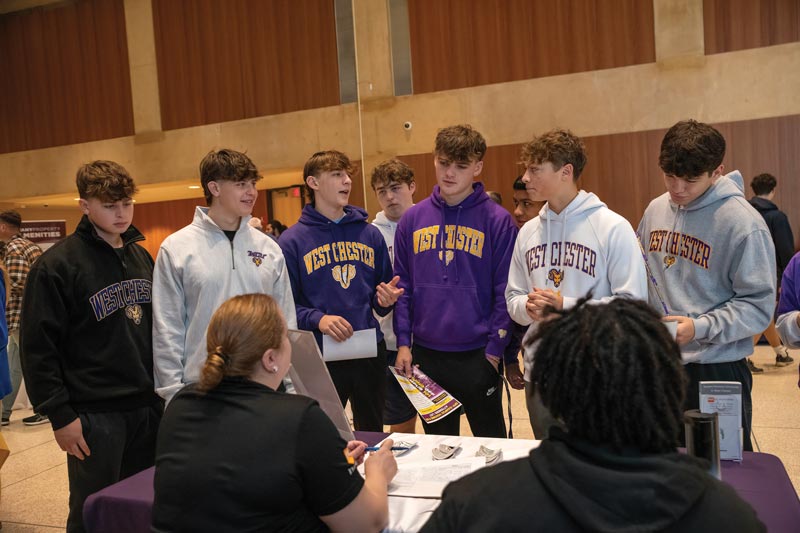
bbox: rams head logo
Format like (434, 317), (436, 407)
(438, 250), (455, 266)
(547, 268), (564, 288)
(248, 250), (266, 267)
(663, 256), (676, 269)
(332, 264), (357, 289)
(125, 304), (143, 325)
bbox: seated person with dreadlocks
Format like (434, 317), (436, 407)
(420, 297), (764, 533)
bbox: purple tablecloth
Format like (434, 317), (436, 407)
(84, 437), (800, 533)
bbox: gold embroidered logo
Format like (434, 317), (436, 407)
(664, 256), (676, 269)
(498, 329), (507, 339)
(332, 264), (357, 289)
(125, 304), (143, 325)
(547, 268), (564, 288)
(438, 250), (454, 266)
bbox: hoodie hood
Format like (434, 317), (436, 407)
(749, 196), (778, 214)
(678, 170), (745, 212)
(531, 430), (712, 532)
(430, 182), (489, 209)
(298, 204), (368, 227)
(372, 210), (396, 230)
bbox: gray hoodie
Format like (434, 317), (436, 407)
(637, 171), (776, 364)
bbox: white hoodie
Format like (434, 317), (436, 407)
(505, 191), (647, 381)
(152, 207), (296, 402)
(372, 210), (399, 350)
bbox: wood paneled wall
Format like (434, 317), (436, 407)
(152, 0), (341, 131)
(407, 0), (655, 94)
(399, 115), (800, 250)
(0, 0), (134, 154)
(704, 0), (800, 54)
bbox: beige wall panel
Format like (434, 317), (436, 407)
(0, 104), (361, 200)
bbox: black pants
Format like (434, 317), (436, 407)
(412, 344), (506, 437)
(682, 359), (753, 451)
(326, 341), (387, 432)
(68, 405), (161, 533)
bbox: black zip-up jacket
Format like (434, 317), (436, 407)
(750, 196), (795, 281)
(20, 216), (160, 430)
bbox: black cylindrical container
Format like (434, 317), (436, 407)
(684, 409), (721, 480)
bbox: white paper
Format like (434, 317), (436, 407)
(387, 458), (485, 498)
(322, 329), (377, 361)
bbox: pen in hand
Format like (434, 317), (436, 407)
(365, 446), (410, 452)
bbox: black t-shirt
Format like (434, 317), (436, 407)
(152, 377), (364, 532)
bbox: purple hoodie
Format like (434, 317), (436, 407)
(393, 182), (517, 356)
(279, 204), (393, 351)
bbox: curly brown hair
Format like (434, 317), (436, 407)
(370, 159), (415, 190)
(434, 125), (487, 162)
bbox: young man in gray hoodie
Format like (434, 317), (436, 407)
(637, 120), (776, 451)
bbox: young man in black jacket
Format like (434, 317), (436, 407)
(20, 161), (162, 533)
(749, 173), (795, 370)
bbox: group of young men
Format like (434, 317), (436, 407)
(12, 119), (795, 532)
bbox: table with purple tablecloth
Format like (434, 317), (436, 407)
(83, 433), (800, 533)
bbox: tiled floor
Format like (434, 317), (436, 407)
(0, 345), (798, 532)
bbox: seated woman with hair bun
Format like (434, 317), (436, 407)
(152, 293), (397, 533)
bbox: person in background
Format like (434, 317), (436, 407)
(0, 265), (12, 413)
(370, 158), (418, 433)
(153, 293), (397, 533)
(152, 149), (295, 403)
(420, 297), (765, 532)
(776, 251), (800, 388)
(486, 190), (503, 205)
(0, 210), (43, 426)
(267, 219), (287, 238)
(21, 161), (162, 533)
(748, 172), (794, 371)
(511, 175), (546, 230)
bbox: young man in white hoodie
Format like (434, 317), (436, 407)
(152, 149), (296, 402)
(505, 129), (647, 438)
(370, 159), (417, 433)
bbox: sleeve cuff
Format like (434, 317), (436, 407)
(561, 296), (578, 310)
(693, 316), (711, 341)
(48, 404), (78, 431)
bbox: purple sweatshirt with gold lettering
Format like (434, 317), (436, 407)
(393, 182), (517, 357)
(279, 204), (393, 351)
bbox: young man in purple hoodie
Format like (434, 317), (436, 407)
(394, 125), (518, 437)
(279, 151), (402, 432)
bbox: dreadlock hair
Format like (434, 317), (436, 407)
(526, 295), (687, 453)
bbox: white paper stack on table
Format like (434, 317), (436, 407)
(361, 433), (540, 533)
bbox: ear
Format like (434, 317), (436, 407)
(78, 199), (90, 214)
(561, 163), (574, 181)
(472, 160), (484, 178)
(409, 181), (417, 195)
(207, 180), (221, 198)
(305, 175), (319, 190)
(710, 164), (724, 182)
(260, 348), (278, 372)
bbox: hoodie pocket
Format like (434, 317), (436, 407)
(413, 284), (488, 347)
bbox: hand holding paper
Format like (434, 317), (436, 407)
(319, 315), (354, 342)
